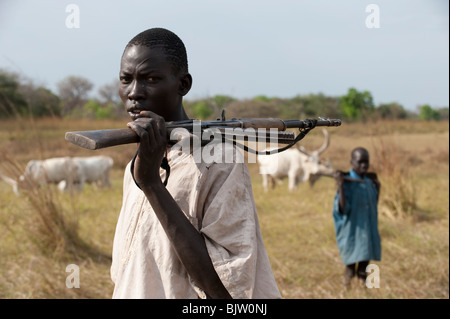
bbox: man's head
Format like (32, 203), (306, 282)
(119, 28), (192, 121)
(350, 147), (370, 176)
(125, 28), (189, 74)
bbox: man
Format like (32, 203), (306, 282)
(110, 28), (281, 299)
(333, 147), (382, 289)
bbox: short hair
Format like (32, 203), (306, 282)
(125, 28), (188, 74)
(351, 147), (369, 159)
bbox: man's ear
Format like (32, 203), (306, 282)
(178, 73), (192, 96)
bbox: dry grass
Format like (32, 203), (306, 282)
(0, 117), (448, 299)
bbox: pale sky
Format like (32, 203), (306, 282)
(0, 0), (448, 111)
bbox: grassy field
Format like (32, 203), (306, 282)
(0, 117), (448, 299)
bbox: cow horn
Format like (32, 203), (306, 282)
(315, 129), (330, 155)
(298, 145), (312, 156)
(0, 171), (18, 187)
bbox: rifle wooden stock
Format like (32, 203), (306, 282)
(65, 128), (139, 150)
(65, 118), (341, 150)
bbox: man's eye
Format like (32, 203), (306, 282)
(120, 76), (130, 84)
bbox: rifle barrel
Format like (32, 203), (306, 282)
(283, 119), (342, 129)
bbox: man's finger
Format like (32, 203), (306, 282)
(136, 110), (160, 119)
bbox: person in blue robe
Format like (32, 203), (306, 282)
(333, 147), (381, 289)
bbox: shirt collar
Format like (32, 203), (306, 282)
(349, 169), (363, 180)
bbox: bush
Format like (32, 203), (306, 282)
(419, 104), (441, 121)
(83, 100), (115, 119)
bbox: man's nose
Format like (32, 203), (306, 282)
(128, 80), (145, 100)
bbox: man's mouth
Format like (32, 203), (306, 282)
(128, 109), (142, 120)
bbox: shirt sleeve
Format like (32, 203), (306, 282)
(333, 187), (352, 215)
(195, 146), (260, 299)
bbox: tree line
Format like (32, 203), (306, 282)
(1, 69), (448, 122)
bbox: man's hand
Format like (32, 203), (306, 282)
(334, 170), (346, 213)
(127, 110), (167, 187)
(333, 170), (345, 187)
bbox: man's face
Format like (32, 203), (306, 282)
(351, 150), (370, 176)
(119, 45), (182, 121)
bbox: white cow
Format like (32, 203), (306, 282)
(19, 156), (78, 192)
(257, 129), (334, 192)
(71, 156), (113, 190)
(2, 156), (114, 194)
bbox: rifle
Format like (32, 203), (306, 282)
(323, 171), (378, 183)
(65, 110), (341, 154)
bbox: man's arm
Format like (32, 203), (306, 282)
(334, 170), (346, 212)
(128, 113), (231, 299)
(140, 181), (231, 298)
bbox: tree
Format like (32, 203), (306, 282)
(57, 75), (93, 116)
(437, 107), (449, 120)
(25, 87), (61, 117)
(83, 99), (114, 119)
(0, 69), (28, 118)
(17, 76), (61, 117)
(98, 80), (120, 104)
(225, 98), (281, 119)
(376, 102), (407, 120)
(418, 104), (440, 121)
(98, 79), (125, 118)
(192, 101), (213, 119)
(301, 93), (340, 119)
(340, 88), (375, 121)
(253, 95), (273, 103)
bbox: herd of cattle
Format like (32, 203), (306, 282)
(0, 155), (114, 195)
(0, 129), (335, 194)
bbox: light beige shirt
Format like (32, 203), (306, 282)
(111, 141), (281, 299)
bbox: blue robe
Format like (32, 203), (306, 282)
(332, 169), (381, 265)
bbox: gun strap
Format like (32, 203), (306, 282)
(130, 151), (170, 190)
(160, 157), (170, 186)
(223, 118), (318, 155)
